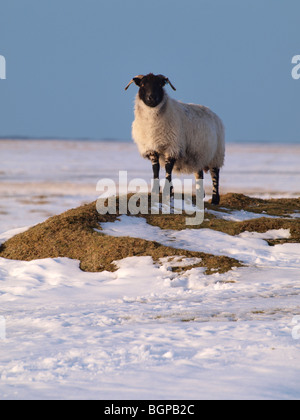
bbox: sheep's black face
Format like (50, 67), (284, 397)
(136, 74), (165, 108)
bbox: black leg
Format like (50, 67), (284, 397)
(194, 170), (204, 180)
(164, 157), (176, 195)
(194, 170), (205, 199)
(147, 152), (160, 194)
(148, 151), (160, 180)
(165, 157), (176, 182)
(210, 168), (220, 205)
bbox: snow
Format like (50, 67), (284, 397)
(0, 140), (300, 232)
(206, 208), (278, 222)
(0, 140), (299, 400)
(100, 216), (299, 268)
(290, 213), (300, 219)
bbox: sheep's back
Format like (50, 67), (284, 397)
(173, 101), (225, 173)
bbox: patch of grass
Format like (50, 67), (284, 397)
(1, 193), (298, 274)
(0, 199), (241, 274)
(201, 216), (300, 244)
(141, 193), (300, 245)
(219, 193), (300, 217)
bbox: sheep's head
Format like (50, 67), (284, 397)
(125, 73), (176, 108)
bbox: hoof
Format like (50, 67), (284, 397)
(211, 194), (220, 205)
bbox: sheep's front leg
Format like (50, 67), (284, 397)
(148, 151), (160, 180)
(210, 167), (220, 205)
(163, 156), (176, 196)
(147, 151), (160, 193)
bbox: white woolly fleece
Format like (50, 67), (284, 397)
(132, 92), (225, 174)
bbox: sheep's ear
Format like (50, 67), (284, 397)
(125, 75), (144, 90)
(167, 79), (176, 91)
(157, 75), (176, 91)
(165, 78), (176, 91)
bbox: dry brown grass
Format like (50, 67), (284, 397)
(0, 193), (298, 274)
(141, 193), (300, 244)
(0, 198), (240, 274)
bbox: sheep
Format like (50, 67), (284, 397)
(125, 73), (225, 205)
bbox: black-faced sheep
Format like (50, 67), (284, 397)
(125, 73), (225, 205)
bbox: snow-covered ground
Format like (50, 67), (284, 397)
(0, 140), (300, 232)
(0, 140), (299, 400)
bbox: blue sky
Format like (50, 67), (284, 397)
(0, 0), (299, 142)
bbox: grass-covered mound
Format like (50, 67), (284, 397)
(0, 193), (298, 273)
(144, 193), (300, 243)
(0, 197), (240, 274)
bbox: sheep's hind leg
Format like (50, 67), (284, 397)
(210, 167), (220, 205)
(195, 170), (204, 180)
(194, 170), (205, 198)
